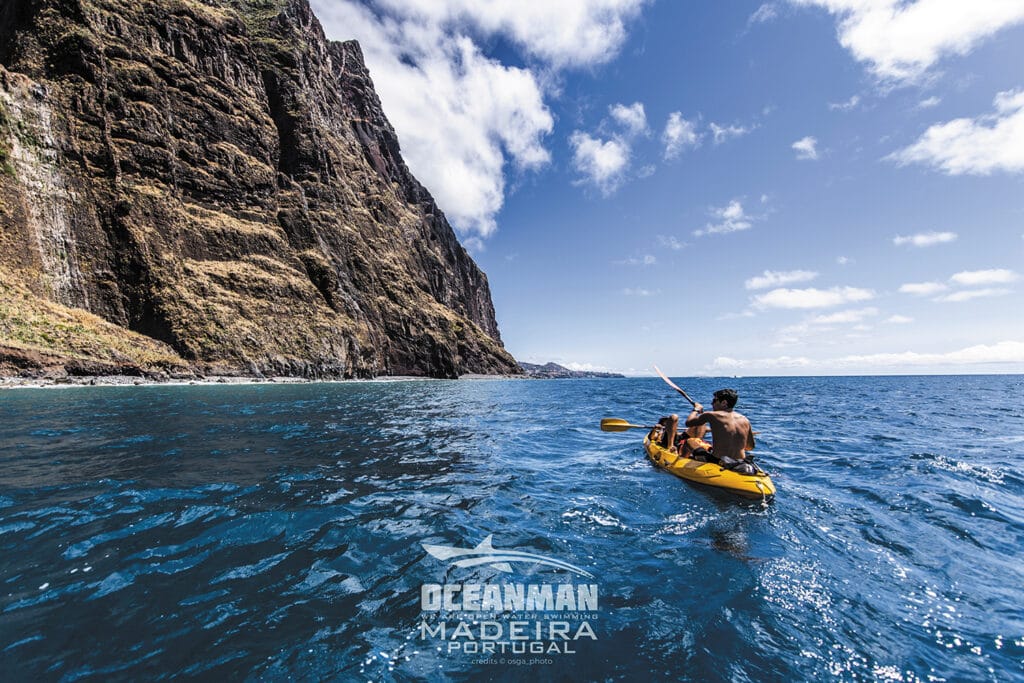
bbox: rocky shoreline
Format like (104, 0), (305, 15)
(0, 358), (627, 389)
(1, 375), (305, 389)
(0, 366), (632, 389)
(0, 373), (534, 389)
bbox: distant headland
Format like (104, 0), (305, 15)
(518, 362), (624, 379)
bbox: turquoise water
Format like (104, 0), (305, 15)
(0, 376), (1022, 681)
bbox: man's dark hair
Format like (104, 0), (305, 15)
(714, 388), (738, 409)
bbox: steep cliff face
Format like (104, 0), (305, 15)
(0, 0), (518, 378)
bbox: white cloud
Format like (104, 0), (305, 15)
(610, 102), (649, 137)
(662, 112), (700, 159)
(310, 0), (648, 237)
(773, 307), (879, 347)
(752, 286), (875, 309)
(949, 268), (1019, 286)
(773, 321), (812, 344)
(809, 307), (878, 324)
(749, 3), (780, 24)
(936, 288), (1013, 302)
(615, 254), (657, 266)
(792, 136), (819, 160)
(716, 310), (757, 321)
(570, 101), (652, 195)
(890, 88), (1024, 175)
(745, 269), (819, 290)
(901, 269), (1017, 301)
(829, 94), (861, 111)
(886, 314), (913, 323)
(710, 122), (752, 145)
(893, 231), (958, 246)
(569, 131), (631, 195)
(367, 0), (648, 68)
(789, 0), (1024, 83)
(564, 361), (612, 372)
(899, 281), (947, 295)
(694, 200), (754, 237)
(657, 235), (687, 250)
(310, 2), (560, 237)
(623, 287), (660, 296)
(463, 236), (485, 253)
(711, 340), (1024, 372)
(836, 255), (851, 265)
(712, 355), (811, 370)
(837, 341), (1024, 367)
(918, 96), (942, 109)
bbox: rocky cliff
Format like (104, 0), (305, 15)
(0, 0), (518, 379)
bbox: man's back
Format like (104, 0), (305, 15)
(705, 409), (753, 461)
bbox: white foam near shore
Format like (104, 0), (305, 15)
(0, 375), (313, 389)
(0, 373), (525, 390)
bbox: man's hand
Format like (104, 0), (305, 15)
(692, 402), (703, 413)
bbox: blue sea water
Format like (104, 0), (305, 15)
(0, 375), (1022, 681)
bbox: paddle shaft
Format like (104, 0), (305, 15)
(653, 365), (697, 408)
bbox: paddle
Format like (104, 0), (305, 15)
(653, 365), (697, 408)
(600, 418), (656, 432)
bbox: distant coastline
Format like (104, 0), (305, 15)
(517, 362), (625, 379)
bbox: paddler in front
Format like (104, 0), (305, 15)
(654, 414), (711, 458)
(685, 388), (757, 474)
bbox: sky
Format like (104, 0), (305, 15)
(309, 0), (1024, 376)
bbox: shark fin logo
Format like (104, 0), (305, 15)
(422, 535), (594, 579)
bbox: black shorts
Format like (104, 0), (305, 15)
(688, 446), (714, 462)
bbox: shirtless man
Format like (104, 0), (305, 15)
(684, 388), (755, 466)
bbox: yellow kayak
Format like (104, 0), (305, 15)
(643, 434), (776, 501)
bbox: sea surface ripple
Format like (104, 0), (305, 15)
(0, 376), (1022, 681)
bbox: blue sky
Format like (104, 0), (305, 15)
(310, 1), (1024, 376)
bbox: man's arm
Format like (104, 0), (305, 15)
(684, 402), (709, 427)
(745, 423), (756, 450)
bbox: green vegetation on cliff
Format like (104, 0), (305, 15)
(0, 271), (188, 375)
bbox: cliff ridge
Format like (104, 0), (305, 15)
(0, 0), (518, 379)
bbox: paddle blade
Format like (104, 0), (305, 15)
(600, 418), (651, 432)
(653, 365), (696, 407)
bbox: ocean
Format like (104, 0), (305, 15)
(0, 375), (1021, 681)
